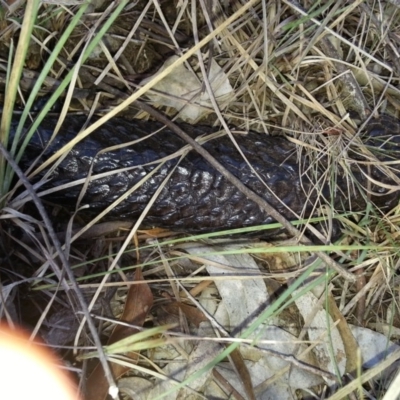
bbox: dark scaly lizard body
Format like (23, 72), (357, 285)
(13, 114), (400, 232)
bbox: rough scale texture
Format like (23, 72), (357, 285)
(15, 114), (400, 232)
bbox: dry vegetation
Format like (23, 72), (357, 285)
(1, 0), (400, 399)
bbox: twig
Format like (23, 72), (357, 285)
(136, 100), (356, 282)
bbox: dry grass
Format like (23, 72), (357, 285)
(1, 0), (400, 399)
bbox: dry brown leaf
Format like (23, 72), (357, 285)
(85, 268), (153, 400)
(228, 347), (256, 400)
(159, 301), (208, 328)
